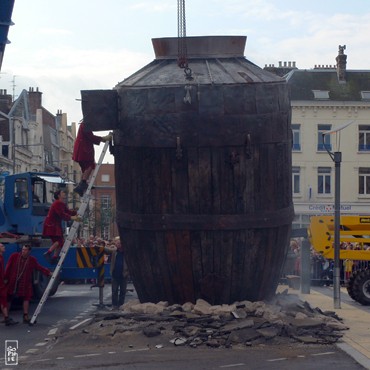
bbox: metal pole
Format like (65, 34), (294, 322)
(300, 238), (311, 294)
(92, 248), (106, 308)
(12, 117), (15, 174)
(333, 151), (341, 309)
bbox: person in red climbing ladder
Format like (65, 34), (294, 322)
(72, 120), (112, 196)
(42, 190), (81, 264)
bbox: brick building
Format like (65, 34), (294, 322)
(88, 163), (117, 240)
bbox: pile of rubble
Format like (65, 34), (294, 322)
(87, 290), (348, 349)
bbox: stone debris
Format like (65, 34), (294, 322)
(89, 290), (348, 349)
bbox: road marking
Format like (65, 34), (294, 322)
(123, 348), (150, 353)
(74, 353), (101, 358)
(56, 357), (65, 360)
(267, 358), (288, 362)
(311, 352), (335, 356)
(34, 359), (52, 362)
(220, 364), (246, 368)
(56, 291), (91, 296)
(35, 342), (48, 347)
(48, 328), (58, 335)
(108, 351), (116, 354)
(26, 348), (39, 354)
(69, 318), (92, 330)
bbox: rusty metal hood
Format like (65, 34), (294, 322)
(116, 36), (283, 87)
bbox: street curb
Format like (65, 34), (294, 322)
(337, 342), (370, 370)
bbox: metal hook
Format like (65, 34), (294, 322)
(184, 67), (193, 80)
(184, 85), (192, 104)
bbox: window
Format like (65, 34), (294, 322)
(359, 125), (370, 151)
(100, 195), (111, 209)
(2, 144), (9, 158)
(317, 124), (332, 151)
(14, 178), (29, 208)
(292, 214), (311, 229)
(101, 174), (110, 182)
(32, 181), (44, 203)
(292, 167), (300, 194)
(318, 167), (331, 194)
(291, 124), (301, 151)
(359, 168), (370, 195)
(100, 195), (112, 240)
(361, 91), (370, 100)
(312, 90), (329, 99)
(44, 151), (52, 166)
(102, 225), (110, 241)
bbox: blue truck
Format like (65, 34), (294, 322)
(1, 172), (110, 298)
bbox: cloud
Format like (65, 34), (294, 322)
(37, 28), (73, 36)
(5, 47), (152, 85)
(129, 1), (175, 12)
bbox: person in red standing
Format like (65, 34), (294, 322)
(5, 244), (52, 324)
(0, 243), (18, 326)
(72, 120), (112, 196)
(42, 190), (81, 263)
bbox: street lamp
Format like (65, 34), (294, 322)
(322, 120), (354, 309)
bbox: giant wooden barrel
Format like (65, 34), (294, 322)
(84, 36), (294, 305)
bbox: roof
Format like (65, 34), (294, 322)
(286, 69), (370, 101)
(0, 0), (15, 71)
(117, 36), (284, 87)
(117, 57), (284, 88)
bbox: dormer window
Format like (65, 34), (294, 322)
(361, 91), (370, 100)
(312, 90), (330, 99)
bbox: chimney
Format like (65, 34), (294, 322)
(336, 45), (347, 83)
(28, 86), (43, 109)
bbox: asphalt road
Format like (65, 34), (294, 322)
(0, 281), (112, 366)
(0, 284), (367, 370)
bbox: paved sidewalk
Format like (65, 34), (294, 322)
(283, 285), (370, 369)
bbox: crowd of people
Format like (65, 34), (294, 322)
(284, 238), (370, 284)
(0, 121), (128, 327)
(0, 235), (129, 327)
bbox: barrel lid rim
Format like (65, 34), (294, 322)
(151, 35), (247, 59)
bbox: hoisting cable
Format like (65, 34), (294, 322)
(177, 0), (193, 80)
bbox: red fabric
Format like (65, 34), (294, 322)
(50, 236), (64, 246)
(72, 122), (102, 163)
(78, 160), (95, 172)
(42, 199), (76, 237)
(0, 255), (7, 306)
(5, 253), (50, 300)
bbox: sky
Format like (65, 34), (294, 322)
(1, 0), (370, 162)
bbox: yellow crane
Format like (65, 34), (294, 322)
(308, 215), (370, 305)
